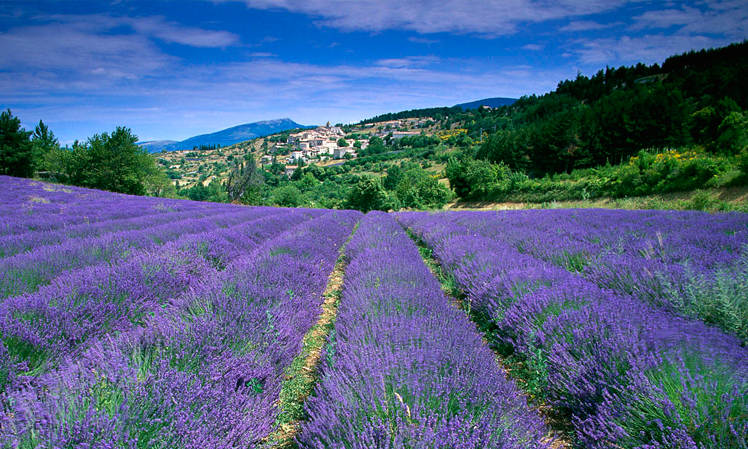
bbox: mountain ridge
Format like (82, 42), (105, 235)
(454, 97), (517, 110)
(139, 118), (306, 152)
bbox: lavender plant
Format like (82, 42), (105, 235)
(398, 210), (748, 448)
(300, 212), (549, 448)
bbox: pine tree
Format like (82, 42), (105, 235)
(0, 109), (34, 177)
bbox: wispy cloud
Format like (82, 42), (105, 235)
(229, 0), (634, 37)
(522, 44), (543, 51)
(409, 36), (439, 44)
(572, 34), (729, 65)
(375, 56), (439, 68)
(631, 2), (748, 38)
(559, 20), (619, 32)
(129, 16), (241, 47)
(0, 22), (173, 79)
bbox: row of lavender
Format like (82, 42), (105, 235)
(398, 211), (748, 448)
(1, 198), (361, 447)
(300, 212), (549, 448)
(1, 175), (281, 298)
(447, 209), (748, 343)
(0, 207), (278, 298)
(0, 175), (229, 235)
(0, 209), (313, 393)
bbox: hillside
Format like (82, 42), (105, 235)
(140, 118), (306, 152)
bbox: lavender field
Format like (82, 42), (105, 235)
(1, 175), (747, 449)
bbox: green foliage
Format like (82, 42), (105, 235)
(360, 136), (386, 157)
(64, 127), (156, 195)
(346, 176), (392, 213)
(446, 157), (509, 200)
(382, 164), (403, 191)
(180, 180), (226, 202)
(0, 109), (34, 178)
(337, 137), (348, 147)
(225, 156), (263, 203)
(273, 185), (305, 207)
(31, 120), (59, 170)
(715, 111), (748, 155)
(385, 163), (451, 209)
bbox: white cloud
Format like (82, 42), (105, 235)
(0, 23), (173, 79)
(409, 36), (439, 44)
(559, 20), (619, 32)
(129, 16), (241, 47)
(631, 2), (748, 38)
(573, 34), (730, 65)
(522, 44), (543, 51)
(228, 0), (635, 37)
(375, 56), (439, 68)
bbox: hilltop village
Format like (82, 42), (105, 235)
(157, 117), (436, 190)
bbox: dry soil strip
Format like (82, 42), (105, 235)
(403, 225), (572, 449)
(264, 223), (359, 449)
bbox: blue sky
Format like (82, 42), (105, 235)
(1, 0), (746, 144)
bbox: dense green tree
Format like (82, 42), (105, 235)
(303, 163), (325, 181)
(45, 126), (160, 195)
(346, 176), (391, 212)
(395, 169), (451, 209)
(0, 109), (34, 177)
(273, 185), (304, 207)
(382, 164), (403, 190)
(337, 137), (348, 147)
(716, 111), (748, 155)
(80, 127), (153, 194)
(361, 136), (386, 156)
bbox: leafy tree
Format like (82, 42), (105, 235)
(225, 156), (263, 202)
(337, 137), (349, 147)
(715, 111), (748, 155)
(46, 126), (159, 195)
(303, 163), (325, 181)
(394, 168), (451, 209)
(346, 176), (391, 212)
(361, 136), (386, 156)
(273, 185), (304, 207)
(0, 109), (34, 177)
(80, 127), (154, 194)
(382, 164), (403, 190)
(297, 172), (319, 192)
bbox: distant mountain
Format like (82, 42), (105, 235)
(140, 118), (306, 152)
(454, 97), (517, 110)
(139, 140), (178, 152)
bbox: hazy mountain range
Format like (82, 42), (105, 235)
(139, 118), (306, 152)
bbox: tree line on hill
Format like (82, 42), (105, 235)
(441, 40), (748, 201)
